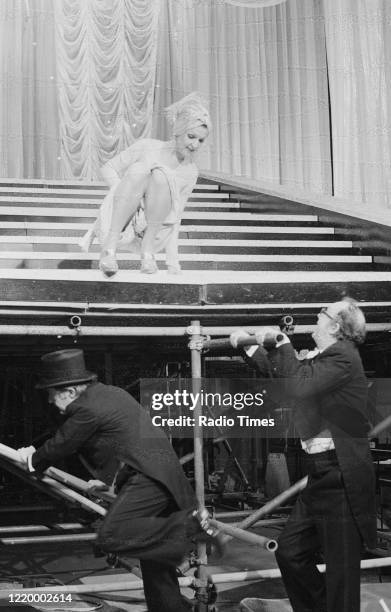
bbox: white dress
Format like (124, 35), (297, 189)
(80, 139), (199, 260)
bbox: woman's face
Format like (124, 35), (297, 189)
(175, 125), (209, 161)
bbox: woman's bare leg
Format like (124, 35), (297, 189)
(100, 165), (149, 276)
(103, 166), (150, 251)
(140, 169), (172, 273)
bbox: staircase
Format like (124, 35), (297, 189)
(0, 177), (390, 331)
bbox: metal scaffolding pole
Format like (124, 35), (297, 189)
(1, 557), (391, 599)
(0, 322), (389, 337)
(189, 319), (210, 612)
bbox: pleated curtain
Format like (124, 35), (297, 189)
(0, 0), (160, 180)
(54, 0), (160, 179)
(324, 0), (391, 208)
(154, 0), (332, 194)
(0, 0), (60, 178)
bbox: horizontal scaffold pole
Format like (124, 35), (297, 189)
(1, 557), (391, 598)
(208, 518), (277, 551)
(0, 323), (390, 336)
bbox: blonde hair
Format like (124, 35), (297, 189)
(165, 92), (211, 136)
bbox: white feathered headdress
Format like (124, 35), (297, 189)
(165, 92), (211, 136)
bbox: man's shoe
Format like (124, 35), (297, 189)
(99, 250), (118, 277)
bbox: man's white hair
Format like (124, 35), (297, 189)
(334, 297), (366, 345)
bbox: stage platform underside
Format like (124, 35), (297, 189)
(1, 269), (391, 305)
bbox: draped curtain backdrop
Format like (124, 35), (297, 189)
(0, 0), (60, 178)
(324, 0), (391, 207)
(0, 0), (160, 179)
(54, 0), (160, 178)
(153, 0), (332, 194)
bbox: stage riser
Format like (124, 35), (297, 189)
(1, 279), (390, 305)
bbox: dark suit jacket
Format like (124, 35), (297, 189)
(32, 382), (196, 511)
(248, 340), (376, 548)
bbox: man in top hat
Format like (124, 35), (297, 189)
(230, 298), (376, 612)
(17, 348), (218, 612)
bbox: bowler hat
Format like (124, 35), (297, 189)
(36, 349), (97, 389)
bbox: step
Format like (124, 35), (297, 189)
(0, 207), (318, 222)
(0, 251), (371, 262)
(0, 244), (357, 257)
(0, 200), (242, 212)
(0, 193), (229, 204)
(0, 184), (219, 196)
(0, 236), (353, 248)
(0, 269), (386, 284)
(0, 222), (334, 234)
(0, 178), (219, 190)
(0, 261), (374, 272)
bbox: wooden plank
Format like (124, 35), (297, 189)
(0, 276), (390, 308)
(0, 277), (202, 304)
(206, 280), (391, 305)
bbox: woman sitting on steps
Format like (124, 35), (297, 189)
(80, 92), (211, 277)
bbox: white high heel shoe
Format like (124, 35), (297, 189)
(140, 253), (158, 274)
(99, 250), (118, 277)
(167, 263), (182, 275)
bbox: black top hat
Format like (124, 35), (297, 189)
(36, 349), (97, 389)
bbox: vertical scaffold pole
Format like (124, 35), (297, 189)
(188, 320), (209, 612)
